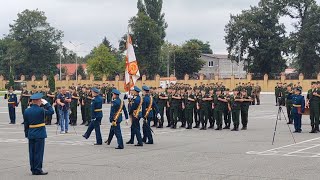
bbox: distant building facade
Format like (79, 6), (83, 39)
(199, 54), (246, 79)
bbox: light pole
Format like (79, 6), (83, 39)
(69, 41), (84, 82)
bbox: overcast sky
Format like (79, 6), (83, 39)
(1, 0), (318, 56)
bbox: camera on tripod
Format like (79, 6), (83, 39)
(277, 97), (285, 106)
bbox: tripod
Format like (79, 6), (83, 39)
(272, 106), (296, 145)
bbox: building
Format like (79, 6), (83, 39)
(56, 64), (87, 76)
(199, 54), (246, 79)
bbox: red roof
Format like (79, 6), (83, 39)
(56, 64), (87, 75)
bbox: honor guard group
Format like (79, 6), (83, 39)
(4, 82), (265, 175)
(274, 81), (320, 133)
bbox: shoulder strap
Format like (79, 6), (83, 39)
(144, 96), (153, 119)
(113, 100), (124, 122)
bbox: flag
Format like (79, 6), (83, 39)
(124, 35), (140, 91)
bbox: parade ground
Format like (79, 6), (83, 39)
(0, 94), (319, 180)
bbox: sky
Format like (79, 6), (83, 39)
(0, 0), (316, 57)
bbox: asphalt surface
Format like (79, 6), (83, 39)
(0, 94), (319, 180)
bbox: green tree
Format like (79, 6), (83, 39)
(87, 44), (122, 78)
(225, 2), (287, 74)
(187, 39), (213, 54)
(173, 41), (205, 79)
(74, 64), (86, 79)
(8, 71), (15, 90)
(281, 0), (320, 78)
(6, 9), (63, 76)
(48, 72), (55, 92)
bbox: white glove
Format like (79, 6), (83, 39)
(157, 113), (161, 119)
(128, 95), (133, 99)
(140, 118), (144, 122)
(41, 99), (48, 105)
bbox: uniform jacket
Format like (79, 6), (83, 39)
(292, 94), (305, 114)
(129, 95), (142, 118)
(91, 95), (103, 119)
(142, 94), (159, 119)
(24, 103), (54, 139)
(110, 97), (128, 123)
(5, 93), (18, 107)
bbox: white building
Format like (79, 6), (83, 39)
(199, 54), (246, 79)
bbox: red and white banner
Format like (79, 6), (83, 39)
(124, 35), (140, 92)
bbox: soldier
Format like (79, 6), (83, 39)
(198, 89), (211, 130)
(170, 88), (181, 129)
(105, 89), (129, 149)
(213, 88), (223, 130)
(79, 86), (86, 125)
(292, 88), (305, 133)
(84, 87), (93, 126)
(151, 87), (159, 127)
(157, 87), (167, 128)
(254, 82), (261, 105)
(193, 88), (201, 128)
(141, 86), (160, 144)
(184, 88), (196, 129)
(166, 88), (172, 127)
(222, 89), (231, 129)
(207, 88), (215, 129)
(19, 86), (30, 124)
(4, 86), (18, 124)
(53, 87), (61, 125)
(82, 88), (103, 145)
(70, 88), (79, 126)
(275, 82), (279, 105)
(285, 84), (294, 124)
(126, 86), (143, 146)
(306, 82), (320, 133)
(45, 86), (55, 125)
(24, 93), (54, 175)
(230, 89), (241, 131)
(240, 89), (252, 130)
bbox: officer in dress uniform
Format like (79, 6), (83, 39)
(4, 86), (18, 124)
(126, 86), (144, 146)
(105, 89), (129, 149)
(24, 93), (54, 175)
(20, 86), (30, 124)
(141, 86), (160, 144)
(292, 88), (305, 133)
(82, 88), (103, 145)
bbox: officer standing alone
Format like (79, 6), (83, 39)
(24, 93), (54, 175)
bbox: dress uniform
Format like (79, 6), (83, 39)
(292, 88), (305, 133)
(285, 86), (294, 124)
(105, 89), (129, 149)
(83, 88), (103, 145)
(20, 87), (30, 124)
(127, 86), (144, 146)
(142, 86), (160, 144)
(5, 87), (18, 124)
(230, 90), (241, 131)
(24, 93), (54, 175)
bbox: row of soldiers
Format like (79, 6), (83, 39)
(128, 82), (259, 131)
(281, 81), (320, 133)
(18, 84), (116, 126)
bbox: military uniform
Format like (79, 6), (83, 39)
(5, 89), (18, 124)
(307, 84), (320, 133)
(20, 89), (30, 124)
(127, 86), (143, 146)
(157, 92), (167, 128)
(230, 92), (241, 131)
(285, 89), (294, 124)
(142, 86), (159, 144)
(84, 91), (92, 126)
(24, 93), (54, 175)
(170, 92), (181, 129)
(70, 91), (79, 126)
(184, 91), (195, 129)
(83, 88), (103, 145)
(213, 92), (223, 130)
(240, 91), (251, 130)
(106, 89), (129, 149)
(292, 89), (305, 133)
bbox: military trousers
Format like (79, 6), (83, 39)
(28, 138), (45, 174)
(142, 117), (153, 143)
(185, 107), (194, 126)
(84, 117), (102, 144)
(21, 105), (28, 123)
(293, 113), (302, 132)
(214, 109), (223, 127)
(80, 105), (85, 123)
(200, 108), (209, 127)
(223, 109), (231, 126)
(310, 102), (320, 128)
(70, 106), (77, 125)
(286, 104), (293, 123)
(107, 123), (124, 148)
(232, 110), (240, 126)
(194, 108), (200, 126)
(8, 106), (16, 124)
(158, 105), (165, 126)
(170, 106), (179, 125)
(129, 117), (143, 145)
(240, 108), (249, 127)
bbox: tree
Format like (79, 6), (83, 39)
(74, 64), (86, 79)
(281, 0), (320, 78)
(5, 9), (63, 76)
(48, 72), (55, 92)
(173, 41), (205, 79)
(87, 44), (122, 78)
(7, 71), (15, 90)
(225, 2), (287, 74)
(120, 0), (167, 78)
(187, 39), (213, 54)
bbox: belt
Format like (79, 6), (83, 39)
(293, 104), (301, 107)
(29, 123), (45, 128)
(8, 102), (15, 104)
(94, 109), (102, 112)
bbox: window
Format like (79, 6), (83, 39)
(208, 61), (214, 67)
